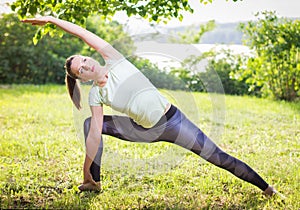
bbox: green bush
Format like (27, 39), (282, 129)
(0, 14), (83, 84)
(131, 57), (187, 90)
(204, 58), (250, 95)
(240, 12), (300, 101)
(170, 51), (251, 95)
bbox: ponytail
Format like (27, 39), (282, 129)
(64, 55), (81, 110)
(65, 74), (81, 110)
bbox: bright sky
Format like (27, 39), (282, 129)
(113, 0), (300, 27)
(167, 0), (300, 26)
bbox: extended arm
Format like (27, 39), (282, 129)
(22, 16), (122, 60)
(82, 105), (104, 184)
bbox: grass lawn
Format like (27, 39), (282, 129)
(0, 84), (299, 209)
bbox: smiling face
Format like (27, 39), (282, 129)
(70, 55), (103, 82)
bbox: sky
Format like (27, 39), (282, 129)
(113, 0), (300, 27)
(170, 0), (300, 25)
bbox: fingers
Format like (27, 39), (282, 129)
(21, 19), (36, 25)
(21, 19), (37, 23)
(21, 18), (47, 26)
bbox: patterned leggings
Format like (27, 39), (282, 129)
(84, 105), (269, 191)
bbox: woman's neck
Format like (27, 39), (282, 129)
(94, 71), (109, 87)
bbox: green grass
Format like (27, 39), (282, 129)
(0, 84), (299, 209)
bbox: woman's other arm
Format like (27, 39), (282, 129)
(82, 105), (104, 184)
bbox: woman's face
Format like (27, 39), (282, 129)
(70, 55), (102, 82)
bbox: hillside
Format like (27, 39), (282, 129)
(165, 17), (299, 45)
(165, 22), (244, 44)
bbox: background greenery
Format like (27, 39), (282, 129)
(0, 13), (83, 84)
(1, 11), (299, 100)
(239, 12), (300, 101)
(0, 85), (299, 209)
(0, 13), (185, 90)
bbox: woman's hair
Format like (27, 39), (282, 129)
(64, 55), (81, 110)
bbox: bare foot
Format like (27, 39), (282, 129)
(78, 181), (101, 192)
(263, 186), (277, 196)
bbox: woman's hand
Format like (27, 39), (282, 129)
(21, 16), (54, 26)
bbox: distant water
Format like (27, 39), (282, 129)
(135, 43), (252, 71)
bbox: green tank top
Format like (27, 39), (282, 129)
(89, 58), (169, 128)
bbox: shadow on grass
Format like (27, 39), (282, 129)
(198, 193), (270, 210)
(0, 184), (100, 209)
(132, 191), (285, 210)
(1, 184), (286, 209)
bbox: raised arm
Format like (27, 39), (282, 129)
(22, 16), (121, 60)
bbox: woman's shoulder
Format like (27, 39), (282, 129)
(102, 45), (124, 62)
(105, 56), (126, 66)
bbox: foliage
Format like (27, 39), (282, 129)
(11, 0), (192, 24)
(206, 56), (250, 95)
(10, 0), (240, 42)
(170, 51), (251, 95)
(0, 13), (83, 84)
(239, 11), (300, 101)
(131, 57), (187, 90)
(11, 0), (240, 24)
(0, 85), (299, 209)
(169, 20), (250, 95)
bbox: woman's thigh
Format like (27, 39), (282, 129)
(102, 115), (164, 143)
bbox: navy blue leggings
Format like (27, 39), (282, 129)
(84, 105), (269, 191)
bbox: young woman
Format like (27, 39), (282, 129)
(22, 16), (276, 196)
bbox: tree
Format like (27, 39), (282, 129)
(168, 21), (249, 94)
(205, 53), (250, 95)
(239, 11), (300, 101)
(133, 58), (186, 90)
(0, 13), (84, 84)
(10, 0), (240, 44)
(11, 0), (240, 24)
(170, 51), (251, 95)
